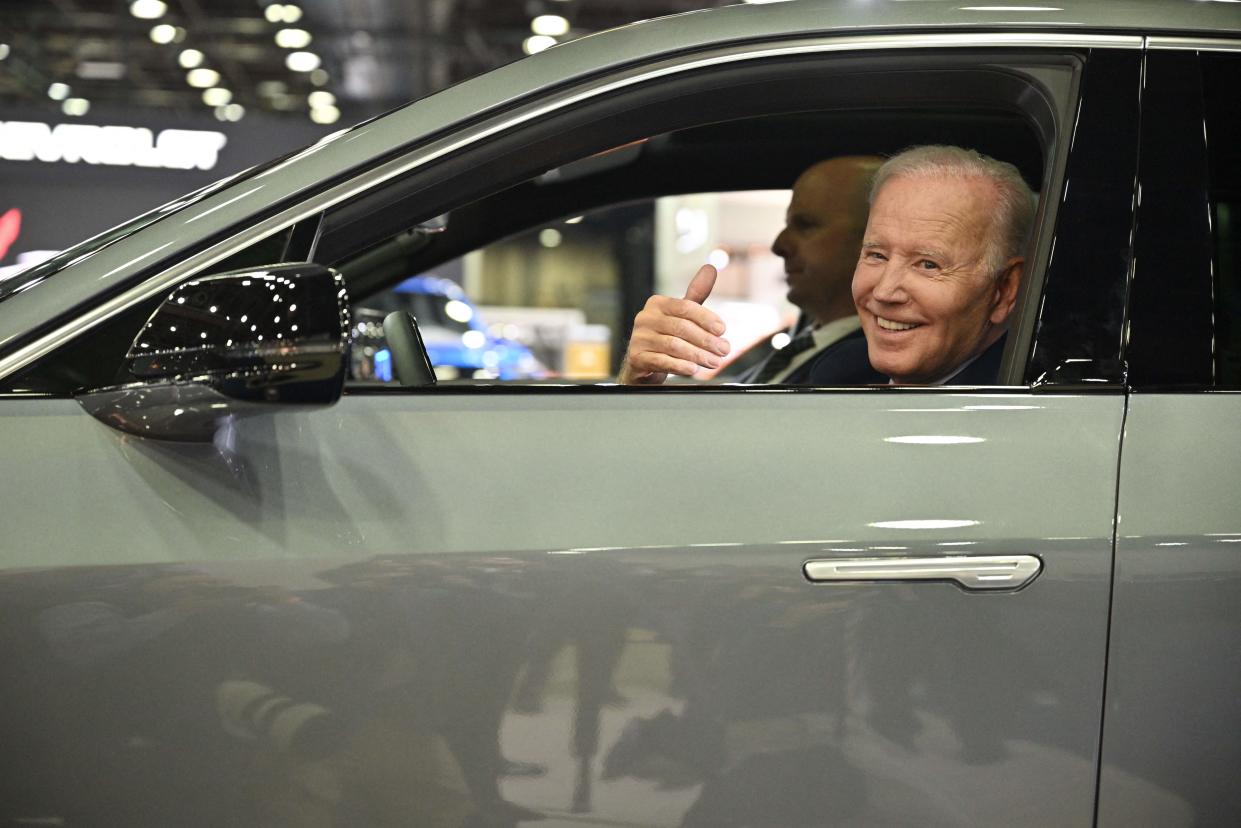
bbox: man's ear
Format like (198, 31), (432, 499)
(989, 258), (1024, 325)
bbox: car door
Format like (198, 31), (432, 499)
(0, 34), (1138, 828)
(1097, 44), (1241, 827)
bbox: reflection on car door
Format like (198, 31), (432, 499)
(0, 388), (1123, 826)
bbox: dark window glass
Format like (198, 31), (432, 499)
(1204, 53), (1241, 386)
(1126, 51), (1213, 388)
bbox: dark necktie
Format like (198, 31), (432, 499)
(750, 327), (817, 383)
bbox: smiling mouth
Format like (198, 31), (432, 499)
(876, 316), (921, 332)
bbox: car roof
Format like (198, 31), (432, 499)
(1, 0), (1237, 371)
(340, 0), (1240, 183)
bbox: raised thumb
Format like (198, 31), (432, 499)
(683, 264), (718, 305)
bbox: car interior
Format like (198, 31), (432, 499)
(314, 54), (1064, 387)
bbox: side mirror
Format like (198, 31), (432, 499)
(77, 263), (350, 441)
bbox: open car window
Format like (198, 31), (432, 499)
(2, 49), (1082, 395)
(315, 52), (1074, 389)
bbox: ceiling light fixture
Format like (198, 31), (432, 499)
(215, 103), (245, 122)
(286, 51), (320, 72)
(149, 24), (178, 44)
(265, 3), (304, 23)
(0, 44), (10, 61)
(274, 28), (312, 48)
(309, 104), (340, 125)
(129, 0), (168, 20)
(531, 14), (570, 36)
(202, 87), (232, 106)
(178, 48), (204, 69)
(309, 68), (329, 86)
(186, 68), (221, 88)
(47, 83), (71, 101)
(523, 35), (556, 54)
(62, 98), (90, 117)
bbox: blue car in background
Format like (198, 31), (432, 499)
(355, 275), (545, 381)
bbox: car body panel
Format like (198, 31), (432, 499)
(0, 389), (1122, 825)
(0, 390), (1120, 564)
(1098, 393), (1241, 826)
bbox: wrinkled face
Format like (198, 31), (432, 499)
(771, 165), (868, 323)
(852, 174), (1021, 383)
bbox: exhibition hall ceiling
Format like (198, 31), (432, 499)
(0, 0), (741, 124)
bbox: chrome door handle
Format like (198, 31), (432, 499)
(803, 555), (1042, 591)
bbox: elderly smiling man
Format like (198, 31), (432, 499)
(618, 145), (1036, 386)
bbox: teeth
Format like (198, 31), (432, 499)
(877, 317), (919, 331)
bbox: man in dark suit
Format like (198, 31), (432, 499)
(619, 145), (1033, 386)
(618, 155), (882, 385)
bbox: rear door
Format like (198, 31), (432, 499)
(1098, 44), (1241, 827)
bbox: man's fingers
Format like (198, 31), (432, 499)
(657, 318), (729, 358)
(670, 299), (728, 340)
(683, 264), (718, 305)
(627, 327), (722, 372)
(642, 296), (727, 343)
(650, 333), (722, 369)
(630, 350), (708, 378)
(632, 307), (729, 358)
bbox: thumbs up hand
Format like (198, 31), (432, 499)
(618, 264), (732, 385)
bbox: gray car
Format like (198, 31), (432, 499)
(1, 1), (1239, 825)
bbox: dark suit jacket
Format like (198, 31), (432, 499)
(804, 333), (1007, 386)
(780, 327), (878, 384)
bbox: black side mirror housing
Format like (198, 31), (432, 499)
(76, 263), (350, 441)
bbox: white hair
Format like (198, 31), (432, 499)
(870, 145), (1037, 276)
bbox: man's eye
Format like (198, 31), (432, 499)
(863, 250), (886, 261)
(917, 259), (940, 271)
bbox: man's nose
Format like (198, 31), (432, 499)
(771, 227), (790, 258)
(871, 262), (909, 302)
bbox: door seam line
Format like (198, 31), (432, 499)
(1092, 388), (1130, 827)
